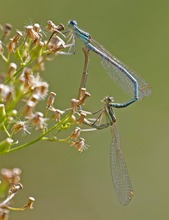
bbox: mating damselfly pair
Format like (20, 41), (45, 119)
(59, 20), (152, 205)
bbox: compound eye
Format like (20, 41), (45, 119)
(68, 20), (77, 27)
(108, 97), (114, 102)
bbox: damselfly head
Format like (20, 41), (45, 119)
(108, 96), (114, 103)
(68, 20), (77, 27)
(102, 96), (114, 104)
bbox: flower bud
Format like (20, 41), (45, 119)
(8, 62), (17, 78)
(47, 92), (56, 108)
(12, 30), (23, 43)
(70, 127), (81, 140)
(26, 197), (35, 209)
(25, 25), (39, 41)
(0, 104), (6, 124)
(52, 109), (64, 121)
(71, 98), (79, 113)
(79, 91), (91, 105)
(71, 138), (87, 153)
(76, 112), (87, 124)
(0, 138), (13, 154)
(33, 23), (41, 33)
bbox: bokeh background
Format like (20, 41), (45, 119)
(0, 0), (168, 219)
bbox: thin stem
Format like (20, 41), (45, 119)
(2, 124), (11, 137)
(77, 46), (90, 100)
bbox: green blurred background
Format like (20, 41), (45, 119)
(1, 0), (169, 219)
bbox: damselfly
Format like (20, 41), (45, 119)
(85, 96), (133, 205)
(67, 20), (152, 107)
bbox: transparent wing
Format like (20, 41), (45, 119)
(110, 123), (133, 205)
(91, 38), (152, 100)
